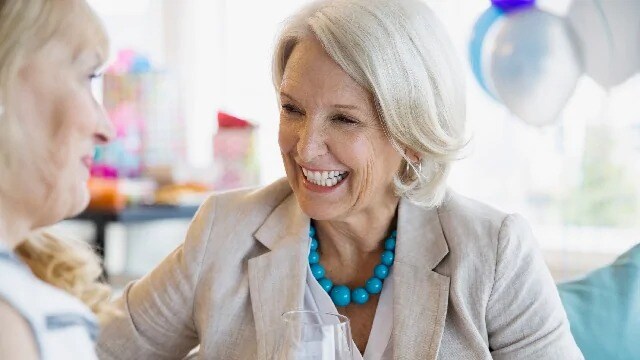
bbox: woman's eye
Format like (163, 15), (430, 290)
(282, 104), (302, 115)
(88, 72), (102, 82)
(333, 115), (358, 125)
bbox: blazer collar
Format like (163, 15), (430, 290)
(249, 193), (310, 360)
(393, 197), (451, 359)
(396, 197), (449, 269)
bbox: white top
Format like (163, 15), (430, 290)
(305, 264), (394, 360)
(0, 242), (98, 360)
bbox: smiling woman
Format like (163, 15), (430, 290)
(97, 0), (583, 359)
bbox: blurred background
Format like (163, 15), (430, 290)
(53, 0), (640, 288)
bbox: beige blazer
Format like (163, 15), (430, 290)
(97, 179), (583, 360)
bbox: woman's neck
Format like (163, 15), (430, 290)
(0, 204), (31, 250)
(314, 197), (399, 265)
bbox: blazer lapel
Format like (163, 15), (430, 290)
(249, 194), (310, 360)
(393, 198), (450, 360)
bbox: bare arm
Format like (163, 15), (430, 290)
(0, 300), (39, 360)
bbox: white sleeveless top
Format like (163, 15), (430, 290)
(0, 242), (99, 360)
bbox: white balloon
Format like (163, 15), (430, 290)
(567, 0), (640, 89)
(485, 9), (582, 126)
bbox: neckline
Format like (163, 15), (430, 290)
(306, 263), (394, 360)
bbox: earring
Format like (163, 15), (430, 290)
(404, 160), (422, 177)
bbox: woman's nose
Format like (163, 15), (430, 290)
(296, 120), (328, 162)
(94, 107), (115, 145)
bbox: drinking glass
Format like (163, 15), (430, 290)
(274, 310), (354, 360)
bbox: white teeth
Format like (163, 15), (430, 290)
(300, 166), (349, 187)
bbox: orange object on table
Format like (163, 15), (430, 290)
(154, 182), (211, 205)
(87, 177), (126, 212)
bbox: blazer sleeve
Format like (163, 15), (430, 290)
(486, 214), (584, 360)
(96, 195), (216, 359)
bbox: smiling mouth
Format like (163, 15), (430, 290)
(300, 166), (350, 187)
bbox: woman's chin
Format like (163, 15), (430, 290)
(297, 199), (344, 221)
(65, 187), (91, 219)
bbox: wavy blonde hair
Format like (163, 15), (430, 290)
(0, 0), (115, 322)
(273, 0), (468, 207)
(16, 231), (116, 323)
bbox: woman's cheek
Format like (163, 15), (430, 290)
(278, 122), (300, 154)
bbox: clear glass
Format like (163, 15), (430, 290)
(275, 310), (354, 360)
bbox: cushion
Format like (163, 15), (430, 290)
(558, 244), (640, 360)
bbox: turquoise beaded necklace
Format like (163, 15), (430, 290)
(308, 224), (396, 307)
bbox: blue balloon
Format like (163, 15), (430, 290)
(469, 7), (504, 99)
(491, 0), (535, 12)
(488, 9), (582, 126)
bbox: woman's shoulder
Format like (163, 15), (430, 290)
(193, 178), (294, 234)
(437, 190), (510, 237)
(207, 177), (293, 216)
(189, 178), (294, 256)
(0, 257), (97, 316)
(0, 253), (99, 352)
(435, 190), (535, 258)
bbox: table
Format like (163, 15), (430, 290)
(73, 205), (200, 277)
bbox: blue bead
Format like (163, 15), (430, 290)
(365, 277), (383, 294)
(374, 264), (389, 279)
(391, 230), (397, 237)
(352, 287), (370, 305)
(310, 238), (318, 251)
(330, 285), (351, 307)
(308, 251), (320, 264)
(318, 278), (333, 292)
(384, 238), (396, 251)
(310, 264), (325, 279)
(309, 226), (316, 237)
(381, 250), (395, 266)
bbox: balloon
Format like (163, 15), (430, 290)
(131, 56), (152, 74)
(491, 0), (535, 12)
(469, 6), (504, 99)
(566, 0), (640, 89)
(485, 9), (583, 126)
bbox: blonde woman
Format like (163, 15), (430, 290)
(99, 0), (583, 358)
(0, 0), (115, 358)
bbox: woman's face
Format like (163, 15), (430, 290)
(12, 35), (113, 226)
(278, 38), (403, 221)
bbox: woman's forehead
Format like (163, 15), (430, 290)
(54, 3), (109, 65)
(282, 40), (370, 103)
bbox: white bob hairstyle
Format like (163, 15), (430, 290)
(273, 0), (468, 207)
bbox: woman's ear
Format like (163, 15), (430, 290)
(403, 148), (422, 163)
